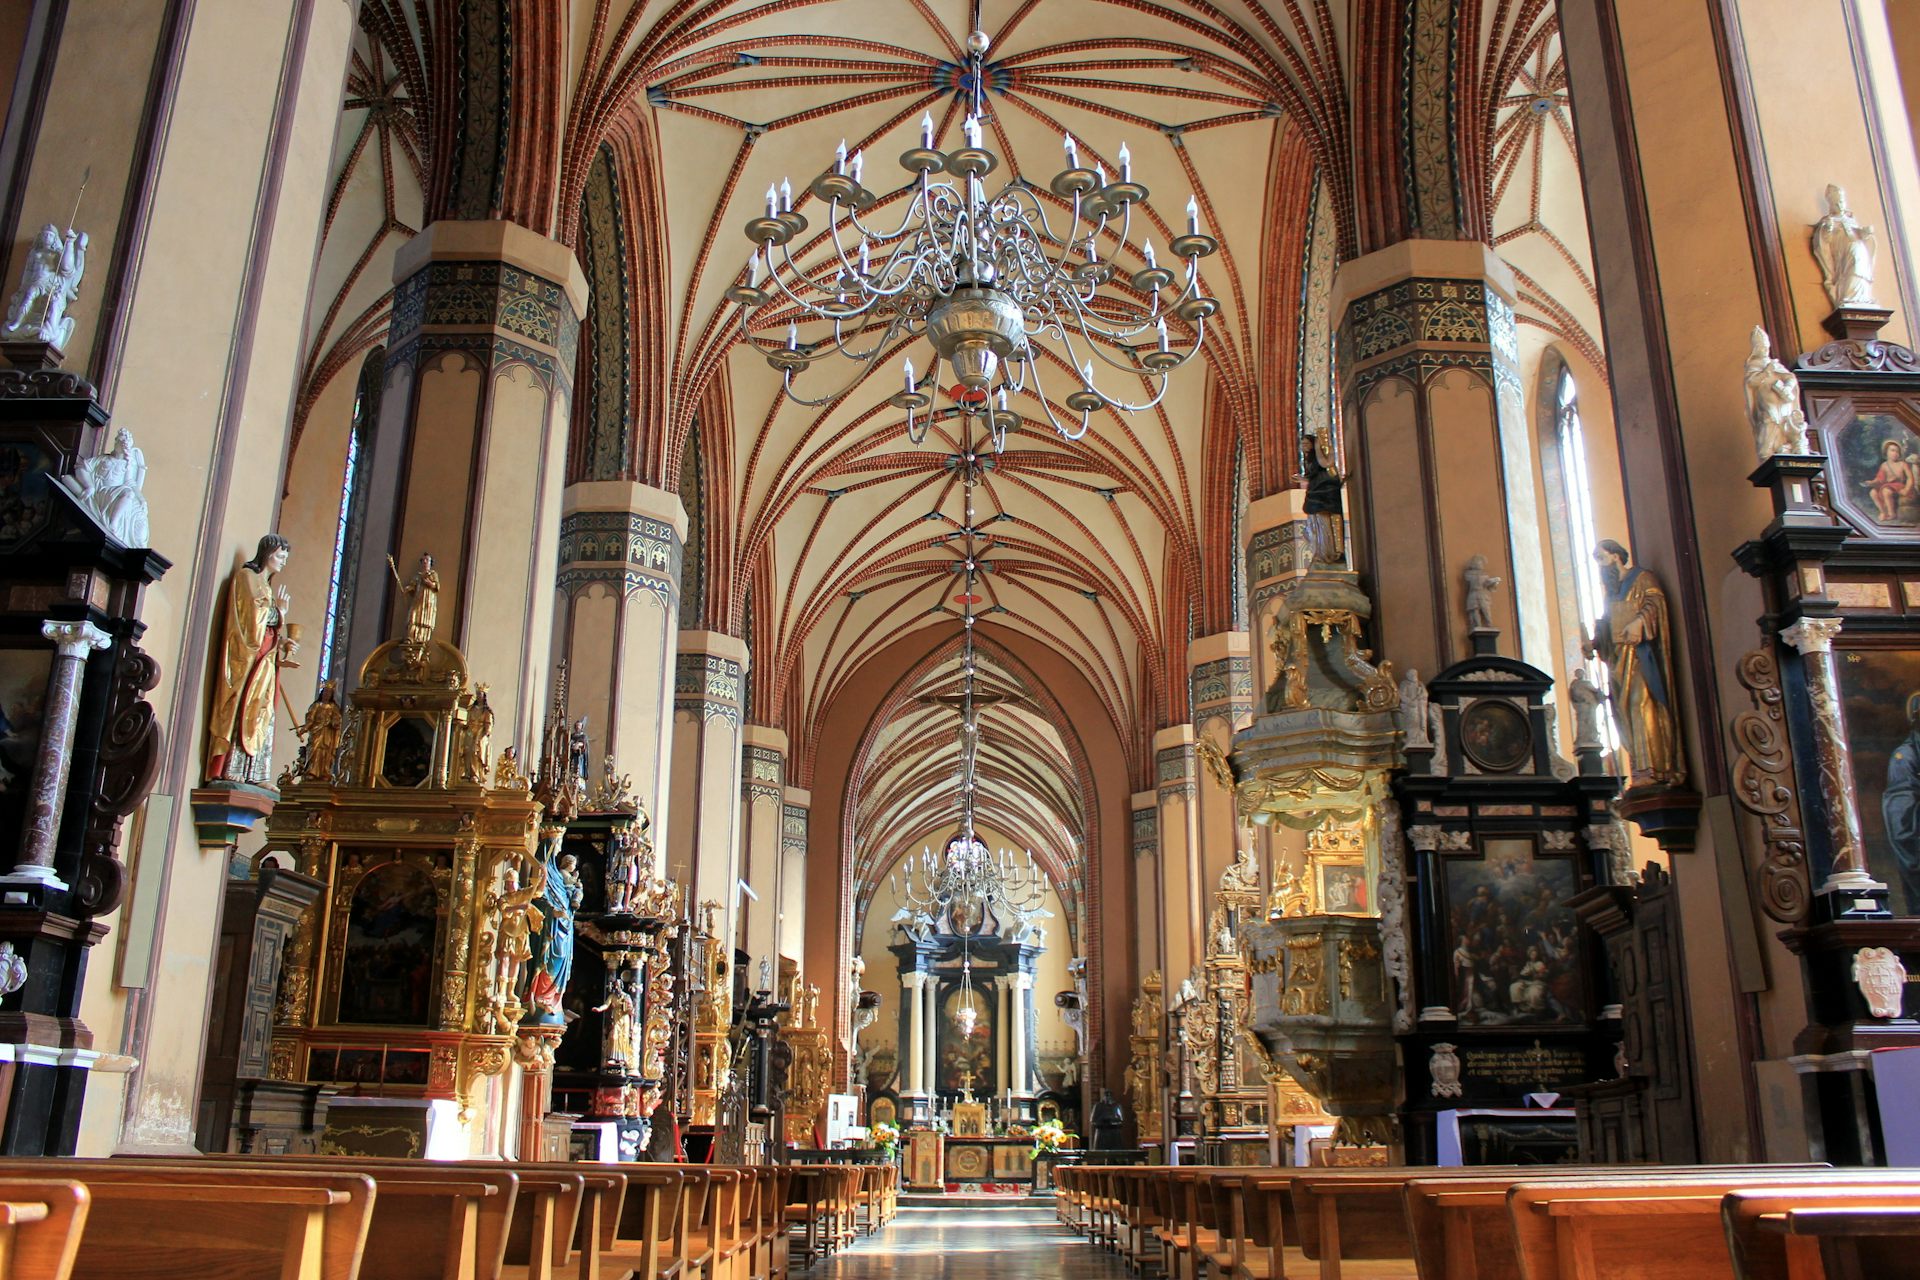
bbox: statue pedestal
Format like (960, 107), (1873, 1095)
(188, 784), (278, 880)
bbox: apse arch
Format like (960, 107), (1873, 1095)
(805, 620), (1138, 1104)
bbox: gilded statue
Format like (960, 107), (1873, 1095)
(1743, 327), (1810, 460)
(1268, 867), (1311, 919)
(206, 534), (295, 786)
(1812, 183), (1878, 310)
(388, 552), (440, 645)
(1266, 614), (1308, 713)
(594, 982), (639, 1073)
(292, 682), (342, 784)
(1587, 540), (1686, 788)
(494, 860), (547, 1020)
(462, 686), (493, 784)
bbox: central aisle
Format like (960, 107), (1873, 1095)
(815, 1203), (1129, 1278)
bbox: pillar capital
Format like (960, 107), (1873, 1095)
(393, 219), (589, 318)
(40, 619), (109, 658)
(1329, 237), (1518, 316)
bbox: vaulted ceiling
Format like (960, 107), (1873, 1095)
(290, 1), (1602, 905)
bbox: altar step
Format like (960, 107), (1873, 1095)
(901, 1189), (1048, 1207)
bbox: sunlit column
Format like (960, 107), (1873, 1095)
(667, 631), (748, 946)
(1154, 726), (1202, 979)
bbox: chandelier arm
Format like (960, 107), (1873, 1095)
(1020, 362), (1093, 442)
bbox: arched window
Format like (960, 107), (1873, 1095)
(1553, 364), (1608, 637)
(320, 348), (383, 685)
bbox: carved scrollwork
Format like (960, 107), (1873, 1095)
(1797, 338), (1920, 374)
(1729, 646), (1811, 923)
(79, 642), (163, 914)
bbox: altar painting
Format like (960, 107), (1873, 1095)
(939, 985), (992, 1092)
(1836, 644), (1920, 914)
(0, 648), (50, 837)
(338, 860), (440, 1026)
(1441, 838), (1580, 1026)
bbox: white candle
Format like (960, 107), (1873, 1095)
(859, 241), (871, 275)
(765, 184), (778, 217)
(787, 323), (798, 349)
(1186, 195), (1200, 235)
(780, 179), (793, 212)
(1117, 141), (1131, 181)
(851, 149), (865, 184)
(1157, 318), (1169, 351)
(1082, 359), (1095, 386)
(836, 139), (847, 175)
(964, 114), (982, 148)
(904, 358), (915, 392)
(1144, 241), (1157, 270)
(997, 388), (1009, 411)
(1064, 133), (1079, 168)
(921, 112), (936, 148)
(748, 249), (762, 284)
(1095, 162), (1107, 187)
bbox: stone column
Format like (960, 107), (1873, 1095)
(1779, 617), (1881, 898)
(739, 727), (786, 968)
(555, 480), (686, 874)
(1190, 632), (1255, 892)
(1335, 241), (1551, 676)
(4, 621), (110, 894)
(923, 973), (940, 1102)
(901, 971), (925, 1100)
(667, 632), (748, 948)
(1154, 726), (1203, 979)
(777, 789), (809, 969)
(377, 222), (584, 747)
(1132, 791), (1163, 980)
(1011, 972), (1033, 1097)
(994, 977), (1011, 1091)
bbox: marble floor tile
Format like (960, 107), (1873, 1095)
(808, 1204), (1130, 1277)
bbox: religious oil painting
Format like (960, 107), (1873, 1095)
(939, 986), (993, 1093)
(1442, 838), (1581, 1026)
(338, 860), (440, 1026)
(1460, 698), (1533, 773)
(1316, 860), (1371, 915)
(1835, 411), (1920, 530)
(0, 441), (56, 552)
(1835, 644), (1920, 914)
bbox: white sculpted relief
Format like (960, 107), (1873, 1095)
(61, 427), (149, 548)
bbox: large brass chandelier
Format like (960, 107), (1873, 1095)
(731, 29), (1217, 447)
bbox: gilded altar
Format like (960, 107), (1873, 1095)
(261, 635), (543, 1155)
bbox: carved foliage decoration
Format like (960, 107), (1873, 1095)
(79, 642), (162, 914)
(1728, 647), (1811, 923)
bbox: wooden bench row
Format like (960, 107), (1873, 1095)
(781, 1165), (896, 1268)
(1055, 1161), (1920, 1280)
(0, 1155), (849, 1280)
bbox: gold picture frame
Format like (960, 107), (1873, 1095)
(951, 1101), (990, 1137)
(1305, 824), (1372, 916)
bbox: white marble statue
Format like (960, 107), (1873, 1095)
(1744, 327), (1810, 460)
(1397, 668), (1430, 747)
(1463, 556), (1501, 632)
(3, 223), (87, 348)
(1812, 184), (1878, 310)
(61, 428), (148, 548)
(1569, 669), (1606, 752)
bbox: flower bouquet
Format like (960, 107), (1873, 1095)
(1029, 1117), (1076, 1161)
(870, 1119), (902, 1161)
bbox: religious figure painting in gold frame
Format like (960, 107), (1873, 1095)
(951, 1101), (990, 1138)
(333, 856), (444, 1027)
(1835, 642), (1920, 913)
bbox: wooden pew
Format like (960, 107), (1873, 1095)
(0, 1180), (87, 1280)
(116, 1155), (521, 1280)
(0, 1161), (377, 1280)
(601, 1165), (685, 1280)
(1506, 1171), (1920, 1280)
(1722, 1185), (1920, 1280)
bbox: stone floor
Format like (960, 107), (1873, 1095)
(810, 1203), (1129, 1278)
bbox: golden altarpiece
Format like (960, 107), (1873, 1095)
(260, 634), (545, 1157)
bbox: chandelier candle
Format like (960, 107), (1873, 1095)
(737, 27), (1217, 445)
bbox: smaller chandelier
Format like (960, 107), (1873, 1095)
(731, 29), (1218, 447)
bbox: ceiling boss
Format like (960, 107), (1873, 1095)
(730, 28), (1218, 448)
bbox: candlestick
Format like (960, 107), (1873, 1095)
(765, 185), (778, 217)
(1144, 241), (1157, 270)
(835, 139), (847, 175)
(851, 150), (864, 185)
(904, 358), (915, 392)
(921, 112), (935, 148)
(1064, 133), (1078, 168)
(1157, 318), (1169, 352)
(779, 179), (792, 212)
(1186, 195), (1200, 236)
(1118, 142), (1131, 181)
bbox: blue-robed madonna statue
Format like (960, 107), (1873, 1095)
(522, 833), (584, 1027)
